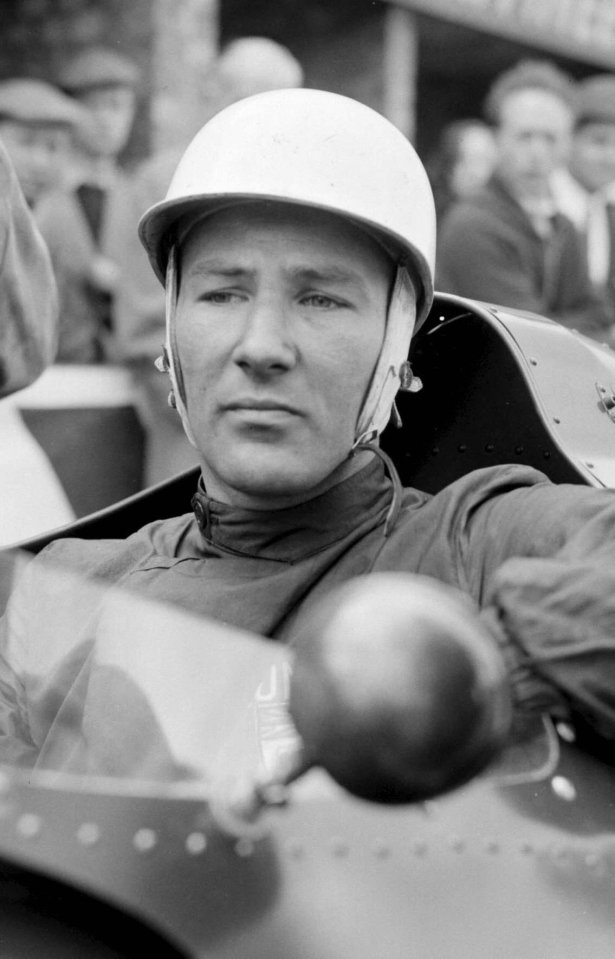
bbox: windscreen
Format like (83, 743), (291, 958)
(0, 545), (556, 797)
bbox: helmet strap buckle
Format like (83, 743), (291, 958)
(154, 345), (171, 373)
(399, 360), (422, 394)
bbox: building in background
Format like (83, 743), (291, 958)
(1, 1), (614, 170)
(220, 0), (615, 157)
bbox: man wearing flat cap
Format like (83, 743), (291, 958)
(26, 51), (145, 518)
(553, 73), (615, 321)
(59, 46), (139, 188)
(0, 78), (84, 210)
(35, 47), (140, 364)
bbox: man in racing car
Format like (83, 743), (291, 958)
(1, 89), (615, 780)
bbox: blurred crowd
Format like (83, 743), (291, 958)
(2, 41), (615, 542)
(434, 61), (615, 344)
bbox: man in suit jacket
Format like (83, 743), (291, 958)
(438, 60), (614, 344)
(552, 73), (615, 324)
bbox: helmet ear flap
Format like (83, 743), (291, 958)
(163, 244), (198, 447)
(353, 265), (418, 447)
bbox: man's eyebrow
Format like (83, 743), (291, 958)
(184, 260), (370, 291)
(289, 266), (369, 293)
(184, 258), (254, 279)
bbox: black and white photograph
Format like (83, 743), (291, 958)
(0, 1), (615, 956)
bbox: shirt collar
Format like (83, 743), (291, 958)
(191, 456), (392, 563)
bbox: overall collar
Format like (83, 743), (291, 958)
(191, 456), (392, 563)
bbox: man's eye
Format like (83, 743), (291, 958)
(301, 294), (343, 309)
(201, 291), (242, 304)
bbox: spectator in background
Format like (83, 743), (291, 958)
(437, 60), (614, 344)
(427, 119), (496, 222)
(107, 37), (304, 486)
(35, 47), (140, 364)
(59, 46), (139, 190)
(552, 74), (615, 321)
(0, 78), (84, 210)
(18, 49), (146, 521)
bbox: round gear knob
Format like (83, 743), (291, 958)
(289, 572), (512, 803)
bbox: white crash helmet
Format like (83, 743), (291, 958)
(139, 88), (436, 447)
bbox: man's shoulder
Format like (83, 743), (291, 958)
(378, 465), (555, 578)
(34, 512), (197, 584)
(440, 181), (513, 234)
(399, 464), (553, 519)
(443, 463), (552, 496)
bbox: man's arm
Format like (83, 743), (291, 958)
(0, 140), (58, 397)
(459, 475), (615, 744)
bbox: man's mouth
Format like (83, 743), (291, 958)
(225, 398), (300, 415)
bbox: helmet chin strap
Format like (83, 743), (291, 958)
(157, 248), (420, 457)
(158, 244), (198, 447)
(352, 264), (419, 448)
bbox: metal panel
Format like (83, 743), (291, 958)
(383, 294), (615, 492)
(0, 734), (614, 958)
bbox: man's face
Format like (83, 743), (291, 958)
(0, 121), (71, 205)
(450, 126), (496, 199)
(78, 85), (136, 158)
(495, 88), (573, 200)
(570, 121), (615, 193)
(175, 204), (393, 509)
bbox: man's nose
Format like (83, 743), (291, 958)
(231, 297), (297, 375)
